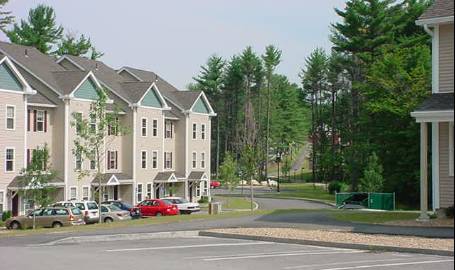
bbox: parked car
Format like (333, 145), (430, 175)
(100, 204), (132, 223)
(6, 207), (84, 229)
(163, 197), (200, 215)
(210, 180), (221, 189)
(52, 201), (99, 224)
(136, 199), (179, 216)
(101, 200), (142, 219)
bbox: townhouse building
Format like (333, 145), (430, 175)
(0, 41), (215, 216)
(411, 0), (454, 219)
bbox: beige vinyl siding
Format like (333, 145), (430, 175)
(0, 92), (25, 190)
(186, 113), (211, 179)
(439, 122), (454, 208)
(27, 106), (54, 163)
(439, 24), (454, 93)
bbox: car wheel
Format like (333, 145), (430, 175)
(52, 222), (63, 228)
(9, 221), (21, 230)
(104, 217), (113, 223)
(156, 212), (162, 217)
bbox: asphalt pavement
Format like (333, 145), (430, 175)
(1, 236), (452, 270)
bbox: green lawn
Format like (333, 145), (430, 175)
(331, 211), (419, 224)
(261, 183), (335, 203)
(214, 196), (252, 210)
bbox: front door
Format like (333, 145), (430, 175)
(12, 194), (19, 216)
(113, 186), (119, 200)
(189, 184), (193, 202)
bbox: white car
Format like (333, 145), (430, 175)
(162, 197), (200, 214)
(52, 201), (100, 224)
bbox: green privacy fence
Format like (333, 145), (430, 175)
(336, 192), (395, 210)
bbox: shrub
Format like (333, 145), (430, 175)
(445, 205), (454, 218)
(1, 211), (12, 221)
(328, 181), (348, 194)
(359, 152), (384, 192)
(198, 196), (210, 204)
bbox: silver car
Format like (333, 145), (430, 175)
(100, 204), (132, 223)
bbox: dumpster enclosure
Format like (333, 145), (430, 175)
(336, 192), (395, 210)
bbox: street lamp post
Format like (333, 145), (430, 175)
(276, 150), (282, 193)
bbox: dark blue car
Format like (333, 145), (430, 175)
(102, 200), (142, 219)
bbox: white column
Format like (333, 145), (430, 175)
(418, 122), (430, 221)
(432, 122), (440, 211)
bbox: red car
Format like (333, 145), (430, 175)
(136, 199), (179, 216)
(210, 180), (221, 189)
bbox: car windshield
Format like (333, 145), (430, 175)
(75, 203), (85, 210)
(108, 205), (122, 212)
(121, 202), (133, 209)
(71, 208), (82, 215)
(87, 202), (98, 210)
(178, 198), (189, 203)
(162, 200), (172, 205)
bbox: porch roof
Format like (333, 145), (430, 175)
(411, 93), (454, 122)
(91, 173), (133, 186)
(154, 172), (185, 182)
(8, 175), (64, 190)
(188, 171), (208, 181)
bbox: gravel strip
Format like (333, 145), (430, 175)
(209, 228), (454, 251)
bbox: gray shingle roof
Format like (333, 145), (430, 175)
(188, 171), (206, 180)
(28, 91), (57, 106)
(91, 173), (132, 185)
(419, 0), (454, 20)
(8, 175), (64, 189)
(119, 81), (154, 103)
(415, 93), (454, 111)
(52, 70), (90, 95)
(154, 172), (185, 181)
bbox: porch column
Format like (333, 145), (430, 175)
(184, 180), (189, 200)
(418, 122), (430, 221)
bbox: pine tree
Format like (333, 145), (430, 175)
(55, 33), (92, 56)
(0, 0), (13, 31)
(5, 4), (63, 53)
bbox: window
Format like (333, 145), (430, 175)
(107, 151), (118, 170)
(36, 110), (45, 132)
(164, 152), (173, 169)
(450, 122), (454, 177)
(75, 112), (82, 135)
(165, 120), (173, 138)
(152, 119), (158, 137)
(137, 183), (143, 203)
(5, 148), (14, 172)
(196, 183), (201, 197)
(192, 152), (197, 169)
(108, 116), (119, 136)
(90, 154), (96, 170)
(0, 191), (4, 213)
(152, 151), (158, 169)
(146, 183), (152, 199)
(6, 106), (14, 130)
(89, 113), (96, 133)
(203, 180), (209, 196)
(192, 123), (197, 139)
(141, 151), (147, 169)
(141, 118), (148, 137)
(201, 124), (206, 140)
(82, 186), (89, 201)
(75, 150), (82, 170)
(69, 187), (77, 200)
(201, 152), (206, 169)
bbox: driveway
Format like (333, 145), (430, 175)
(1, 236), (452, 270)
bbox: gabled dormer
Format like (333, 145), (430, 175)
(0, 56), (34, 95)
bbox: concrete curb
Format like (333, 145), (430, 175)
(254, 195), (336, 207)
(34, 231), (200, 246)
(199, 231), (455, 257)
(224, 201), (259, 212)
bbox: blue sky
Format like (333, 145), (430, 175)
(1, 0), (346, 89)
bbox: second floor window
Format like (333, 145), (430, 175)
(201, 124), (206, 140)
(108, 117), (119, 136)
(192, 152), (197, 169)
(192, 123), (197, 139)
(141, 118), (148, 137)
(152, 151), (158, 169)
(165, 120), (173, 138)
(141, 151), (147, 169)
(75, 151), (82, 171)
(5, 148), (14, 172)
(36, 110), (46, 132)
(90, 151), (96, 170)
(107, 151), (118, 170)
(75, 113), (82, 135)
(164, 152), (172, 169)
(200, 152), (206, 169)
(152, 119), (158, 137)
(89, 113), (96, 133)
(6, 106), (15, 130)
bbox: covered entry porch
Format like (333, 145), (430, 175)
(153, 172), (185, 199)
(411, 93), (454, 220)
(91, 173), (134, 204)
(187, 171), (210, 203)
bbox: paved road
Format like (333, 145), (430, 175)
(0, 236), (452, 270)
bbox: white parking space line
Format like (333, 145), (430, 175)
(316, 259), (454, 270)
(105, 241), (273, 252)
(203, 250), (366, 261)
(187, 249), (344, 260)
(283, 258), (418, 269)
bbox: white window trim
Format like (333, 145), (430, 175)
(107, 150), (118, 170)
(152, 119), (158, 137)
(141, 117), (148, 137)
(5, 105), (16, 131)
(449, 122), (454, 177)
(36, 110), (45, 132)
(137, 183), (143, 202)
(74, 111), (83, 135)
(152, 150), (158, 169)
(192, 151), (197, 169)
(200, 152), (206, 169)
(192, 123), (197, 140)
(82, 185), (90, 201)
(164, 152), (173, 170)
(141, 150), (148, 169)
(69, 186), (78, 201)
(75, 150), (83, 171)
(165, 120), (173, 139)
(201, 124), (206, 140)
(146, 182), (153, 199)
(0, 190), (5, 213)
(5, 147), (15, 173)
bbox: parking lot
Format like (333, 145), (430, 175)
(0, 236), (452, 270)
